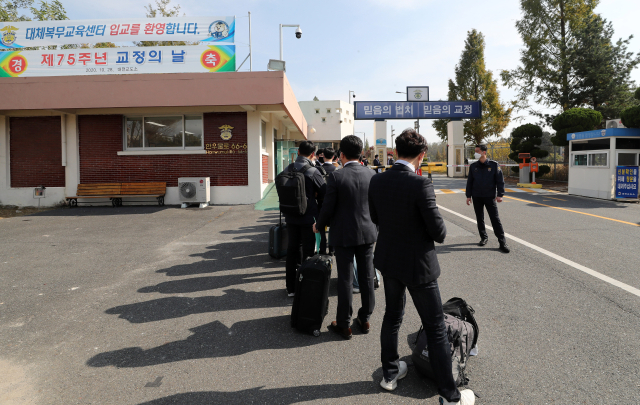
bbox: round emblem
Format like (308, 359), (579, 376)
(209, 21), (230, 39)
(7, 54), (27, 75)
(0, 25), (18, 47)
(219, 124), (234, 141)
(201, 49), (221, 69)
(571, 134), (575, 140)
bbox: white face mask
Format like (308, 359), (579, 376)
(474, 153), (482, 159)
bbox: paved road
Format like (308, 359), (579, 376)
(1, 177), (639, 404)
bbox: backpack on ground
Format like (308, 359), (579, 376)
(411, 297), (479, 386)
(275, 163), (312, 216)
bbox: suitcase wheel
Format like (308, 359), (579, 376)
(313, 329), (321, 337)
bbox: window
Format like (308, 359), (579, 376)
(326, 109), (331, 114)
(315, 109), (320, 114)
(321, 117), (326, 123)
(618, 153), (637, 166)
(261, 121), (267, 151)
(124, 115), (203, 149)
(616, 138), (640, 149)
(572, 152), (608, 167)
(571, 138), (610, 151)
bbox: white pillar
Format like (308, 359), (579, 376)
(246, 111), (263, 203)
(64, 114), (79, 197)
(447, 121), (465, 178)
(373, 120), (387, 161)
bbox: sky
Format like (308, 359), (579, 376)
(17, 0), (640, 146)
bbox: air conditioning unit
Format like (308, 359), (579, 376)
(178, 177), (210, 208)
(606, 119), (625, 129)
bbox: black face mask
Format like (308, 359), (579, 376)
(318, 157), (325, 163)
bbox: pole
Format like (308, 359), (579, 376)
(279, 24), (283, 60)
(248, 12), (252, 71)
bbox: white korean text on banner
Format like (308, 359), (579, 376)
(0, 16), (234, 49)
(0, 45), (235, 77)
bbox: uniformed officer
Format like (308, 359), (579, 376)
(465, 144), (510, 253)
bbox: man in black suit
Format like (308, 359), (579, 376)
(280, 141), (326, 298)
(368, 129), (474, 404)
(373, 154), (381, 167)
(314, 136), (377, 340)
(318, 148), (338, 255)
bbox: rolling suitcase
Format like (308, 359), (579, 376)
(268, 212), (288, 259)
(291, 254), (332, 337)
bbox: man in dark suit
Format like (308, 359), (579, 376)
(373, 154), (381, 167)
(280, 141), (326, 297)
(318, 148), (338, 255)
(369, 129), (474, 404)
(314, 136), (377, 340)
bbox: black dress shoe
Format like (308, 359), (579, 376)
(478, 238), (488, 246)
(499, 243), (510, 253)
(329, 321), (352, 340)
(355, 318), (370, 334)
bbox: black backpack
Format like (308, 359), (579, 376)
(275, 163), (312, 216)
(411, 297), (479, 387)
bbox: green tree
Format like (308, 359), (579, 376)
(135, 0), (194, 47)
(620, 89), (640, 128)
(432, 29), (513, 144)
(30, 0), (66, 21)
(571, 14), (640, 120)
(508, 123), (551, 176)
(551, 107), (602, 146)
(0, 0), (33, 21)
(501, 0), (599, 118)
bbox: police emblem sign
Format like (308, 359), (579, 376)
(407, 86), (429, 102)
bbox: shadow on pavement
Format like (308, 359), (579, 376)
(436, 243), (482, 254)
(27, 205), (175, 217)
(138, 271), (284, 294)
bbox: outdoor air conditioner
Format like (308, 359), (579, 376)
(178, 177), (210, 208)
(606, 119), (625, 129)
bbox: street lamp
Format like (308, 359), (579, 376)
(396, 91), (406, 94)
(349, 90), (356, 104)
(355, 131), (366, 147)
(279, 24), (301, 60)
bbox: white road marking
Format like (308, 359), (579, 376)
(437, 204), (640, 298)
(434, 188), (552, 194)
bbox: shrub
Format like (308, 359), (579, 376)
(509, 123), (549, 163)
(551, 108), (602, 146)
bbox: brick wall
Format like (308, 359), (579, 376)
(10, 116), (65, 188)
(78, 112), (248, 186)
(262, 155), (268, 184)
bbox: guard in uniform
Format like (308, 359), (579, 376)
(465, 144), (510, 253)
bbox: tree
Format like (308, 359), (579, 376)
(620, 89), (640, 128)
(501, 0), (599, 118)
(432, 29), (513, 144)
(135, 0), (194, 47)
(571, 14), (640, 121)
(0, 0), (33, 21)
(509, 124), (551, 176)
(30, 0), (66, 21)
(551, 107), (602, 146)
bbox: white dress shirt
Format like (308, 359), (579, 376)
(395, 159), (416, 172)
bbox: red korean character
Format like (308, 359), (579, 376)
(130, 24), (141, 35)
(154, 23), (166, 34)
(56, 54), (65, 66)
(78, 52), (92, 65)
(41, 54), (54, 67)
(67, 54), (76, 65)
(95, 52), (107, 65)
(144, 23), (154, 35)
(119, 24), (130, 35)
(110, 24), (120, 35)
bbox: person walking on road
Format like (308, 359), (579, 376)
(368, 129), (475, 405)
(314, 135), (377, 340)
(280, 141), (327, 297)
(466, 144), (509, 253)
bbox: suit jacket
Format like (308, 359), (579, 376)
(281, 156), (326, 226)
(368, 164), (446, 285)
(316, 163), (377, 247)
(322, 162), (337, 174)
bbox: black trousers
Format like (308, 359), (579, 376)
(334, 244), (375, 329)
(285, 223), (315, 294)
(472, 196), (506, 243)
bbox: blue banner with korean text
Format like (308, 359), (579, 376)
(354, 101), (482, 120)
(615, 166), (639, 199)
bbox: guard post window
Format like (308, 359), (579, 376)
(124, 115), (203, 150)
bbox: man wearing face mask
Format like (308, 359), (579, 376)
(466, 144), (509, 253)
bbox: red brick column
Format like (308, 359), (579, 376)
(262, 155), (268, 184)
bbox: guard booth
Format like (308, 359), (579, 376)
(567, 128), (640, 200)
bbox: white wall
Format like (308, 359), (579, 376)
(447, 121), (465, 178)
(568, 145), (615, 199)
(299, 100), (354, 142)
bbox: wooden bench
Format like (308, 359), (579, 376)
(66, 182), (166, 207)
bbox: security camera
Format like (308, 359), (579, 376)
(295, 27), (302, 39)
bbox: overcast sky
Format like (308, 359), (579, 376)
(30, 0), (640, 145)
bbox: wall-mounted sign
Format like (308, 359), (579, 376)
(375, 139), (387, 146)
(0, 45), (235, 77)
(205, 142), (247, 155)
(0, 16), (235, 49)
(407, 86), (429, 101)
(219, 125), (234, 140)
(615, 166), (639, 199)
(355, 101), (482, 120)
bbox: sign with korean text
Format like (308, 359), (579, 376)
(354, 101), (482, 120)
(0, 16), (234, 49)
(615, 166), (639, 199)
(0, 45), (235, 77)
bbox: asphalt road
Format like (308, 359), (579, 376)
(1, 176), (639, 404)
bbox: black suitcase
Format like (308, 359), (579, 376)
(269, 212), (288, 259)
(291, 254), (332, 337)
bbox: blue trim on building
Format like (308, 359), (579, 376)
(567, 128), (640, 141)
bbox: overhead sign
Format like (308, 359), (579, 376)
(615, 166), (639, 199)
(0, 16), (235, 49)
(0, 45), (236, 77)
(407, 86), (429, 101)
(354, 101), (482, 120)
